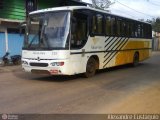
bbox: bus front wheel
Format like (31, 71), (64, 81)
(85, 57), (96, 78)
(133, 52), (139, 66)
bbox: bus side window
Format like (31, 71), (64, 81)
(121, 20), (126, 37)
(111, 17), (116, 36)
(126, 21), (129, 37)
(146, 25), (150, 38)
(92, 14), (103, 35)
(134, 22), (138, 37)
(129, 22), (133, 37)
(117, 18), (121, 36)
(96, 14), (103, 34)
(141, 24), (144, 38)
(92, 16), (96, 34)
(147, 25), (152, 39)
(105, 16), (111, 36)
(144, 24), (147, 38)
(137, 24), (141, 38)
(71, 12), (88, 49)
(144, 24), (150, 39)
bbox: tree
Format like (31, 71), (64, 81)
(152, 17), (160, 32)
(91, 0), (114, 10)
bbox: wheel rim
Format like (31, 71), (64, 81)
(134, 53), (139, 66)
(85, 58), (96, 77)
(87, 61), (95, 73)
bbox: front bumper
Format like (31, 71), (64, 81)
(22, 58), (71, 75)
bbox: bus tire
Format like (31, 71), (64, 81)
(133, 52), (139, 66)
(84, 57), (96, 78)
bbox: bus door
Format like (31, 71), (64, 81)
(70, 11), (89, 72)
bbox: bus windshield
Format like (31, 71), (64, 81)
(24, 11), (70, 50)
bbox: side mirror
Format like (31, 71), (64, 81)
(18, 22), (27, 36)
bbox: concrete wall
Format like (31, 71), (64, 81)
(152, 37), (160, 51)
(0, 32), (24, 57)
(0, 33), (5, 57)
(8, 33), (24, 56)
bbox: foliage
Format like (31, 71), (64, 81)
(151, 17), (160, 32)
(91, 0), (114, 10)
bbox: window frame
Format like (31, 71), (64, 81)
(70, 10), (89, 50)
(88, 9), (152, 39)
(91, 12), (105, 36)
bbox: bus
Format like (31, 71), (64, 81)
(21, 6), (152, 77)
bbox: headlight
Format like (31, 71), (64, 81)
(22, 60), (28, 65)
(50, 62), (64, 66)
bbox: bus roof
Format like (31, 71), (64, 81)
(30, 6), (151, 25)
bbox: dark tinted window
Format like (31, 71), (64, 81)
(71, 12), (88, 49)
(141, 24), (144, 38)
(126, 21), (130, 37)
(111, 17), (116, 36)
(92, 14), (103, 35)
(121, 20), (126, 37)
(117, 18), (121, 36)
(105, 16), (111, 35)
(97, 14), (103, 34)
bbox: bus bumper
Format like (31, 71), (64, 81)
(22, 59), (73, 75)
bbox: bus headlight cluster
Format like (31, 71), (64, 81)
(50, 62), (64, 66)
(22, 60), (28, 65)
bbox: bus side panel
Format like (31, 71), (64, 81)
(84, 36), (110, 70)
(115, 38), (151, 66)
(69, 53), (83, 75)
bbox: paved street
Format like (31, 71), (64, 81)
(0, 52), (160, 114)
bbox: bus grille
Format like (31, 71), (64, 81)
(31, 69), (50, 74)
(30, 63), (48, 67)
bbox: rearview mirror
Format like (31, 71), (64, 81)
(18, 22), (27, 36)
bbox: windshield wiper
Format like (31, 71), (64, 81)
(28, 33), (39, 48)
(39, 25), (50, 48)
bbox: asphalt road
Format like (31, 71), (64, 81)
(0, 52), (160, 114)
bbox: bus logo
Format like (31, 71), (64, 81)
(37, 57), (40, 61)
(92, 37), (98, 44)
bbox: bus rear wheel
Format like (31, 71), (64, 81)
(133, 52), (139, 66)
(85, 57), (96, 78)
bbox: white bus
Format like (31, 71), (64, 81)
(22, 6), (152, 77)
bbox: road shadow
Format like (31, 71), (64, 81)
(13, 70), (85, 82)
(96, 63), (158, 91)
(34, 74), (85, 82)
(13, 62), (150, 83)
(12, 62), (159, 96)
(97, 63), (146, 74)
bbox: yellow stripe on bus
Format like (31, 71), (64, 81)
(115, 39), (151, 66)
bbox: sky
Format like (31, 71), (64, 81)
(82, 0), (160, 20)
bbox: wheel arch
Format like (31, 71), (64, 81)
(132, 51), (140, 66)
(89, 55), (99, 70)
(135, 51), (139, 56)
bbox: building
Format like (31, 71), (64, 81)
(152, 31), (160, 51)
(0, 0), (87, 57)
